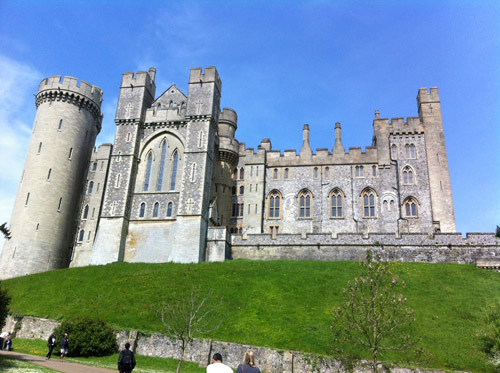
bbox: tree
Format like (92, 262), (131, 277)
(331, 251), (421, 372)
(154, 287), (223, 373)
(495, 225), (500, 238)
(0, 223), (11, 240)
(0, 284), (11, 331)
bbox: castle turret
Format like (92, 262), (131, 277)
(299, 124), (312, 160)
(418, 87), (456, 232)
(0, 76), (103, 279)
(332, 122), (345, 156)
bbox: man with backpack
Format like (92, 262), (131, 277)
(118, 342), (136, 373)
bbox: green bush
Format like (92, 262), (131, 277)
(53, 318), (117, 357)
(0, 283), (11, 330)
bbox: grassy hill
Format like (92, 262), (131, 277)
(2, 260), (499, 372)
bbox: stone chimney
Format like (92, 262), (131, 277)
(332, 122), (345, 156)
(299, 124), (312, 160)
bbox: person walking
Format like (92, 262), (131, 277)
(206, 352), (233, 372)
(0, 331), (7, 350)
(4, 333), (12, 351)
(60, 333), (69, 361)
(46, 332), (57, 360)
(236, 350), (260, 373)
(117, 342), (136, 373)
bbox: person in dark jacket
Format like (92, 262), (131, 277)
(60, 333), (69, 361)
(46, 332), (57, 360)
(236, 350), (260, 373)
(118, 342), (136, 373)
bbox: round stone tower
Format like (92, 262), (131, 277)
(0, 76), (103, 279)
(214, 107), (239, 227)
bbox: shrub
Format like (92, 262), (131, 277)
(0, 283), (11, 330)
(477, 301), (500, 368)
(53, 318), (117, 357)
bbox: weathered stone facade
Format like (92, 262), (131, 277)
(1, 316), (451, 373)
(2, 66), (496, 281)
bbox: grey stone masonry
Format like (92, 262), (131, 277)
(0, 75), (103, 280)
(231, 232), (500, 263)
(2, 315), (455, 373)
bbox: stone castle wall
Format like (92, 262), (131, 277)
(231, 233), (500, 263)
(2, 315), (449, 373)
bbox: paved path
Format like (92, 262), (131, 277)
(0, 350), (116, 372)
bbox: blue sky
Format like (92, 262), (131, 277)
(0, 0), (499, 250)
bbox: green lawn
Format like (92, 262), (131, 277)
(12, 338), (205, 373)
(2, 260), (499, 372)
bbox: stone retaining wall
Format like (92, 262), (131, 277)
(231, 232), (500, 264)
(1, 316), (449, 372)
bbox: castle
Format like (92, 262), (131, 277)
(2, 66), (498, 280)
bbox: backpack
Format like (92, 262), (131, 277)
(122, 350), (132, 365)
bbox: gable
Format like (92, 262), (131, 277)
(152, 84), (187, 108)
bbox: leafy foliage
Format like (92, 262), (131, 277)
(0, 283), (11, 330)
(477, 301), (500, 368)
(495, 225), (500, 238)
(53, 318), (117, 357)
(331, 251), (422, 372)
(154, 287), (223, 373)
(0, 223), (11, 240)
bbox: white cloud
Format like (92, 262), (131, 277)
(0, 54), (40, 252)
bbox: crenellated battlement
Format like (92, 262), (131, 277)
(38, 75), (103, 105)
(220, 107), (238, 125)
(120, 68), (156, 89)
(417, 86), (440, 105)
(374, 116), (424, 135)
(189, 67), (222, 92)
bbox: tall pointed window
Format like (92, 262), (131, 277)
(405, 143), (416, 159)
(273, 168), (279, 180)
(157, 140), (167, 190)
(402, 166), (414, 184)
(153, 202), (159, 217)
(239, 185), (244, 195)
(330, 188), (344, 218)
(88, 181), (94, 194)
(233, 168), (238, 179)
(83, 205), (89, 219)
(313, 167), (319, 179)
(240, 168), (244, 180)
(403, 197), (418, 217)
(362, 188), (377, 217)
(284, 168), (289, 179)
(171, 151), (179, 189)
(139, 203), (146, 218)
(355, 165), (364, 177)
(78, 229), (85, 242)
(167, 202), (173, 217)
(391, 144), (398, 159)
(144, 152), (153, 191)
(298, 190), (312, 218)
(268, 190), (282, 219)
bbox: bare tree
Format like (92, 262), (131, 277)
(0, 223), (11, 240)
(331, 251), (422, 372)
(154, 287), (223, 373)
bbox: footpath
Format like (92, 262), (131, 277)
(0, 350), (116, 372)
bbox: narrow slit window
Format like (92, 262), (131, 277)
(58, 119), (63, 130)
(139, 203), (146, 218)
(47, 168), (52, 181)
(38, 142), (42, 154)
(167, 202), (173, 217)
(57, 197), (62, 212)
(68, 147), (73, 159)
(171, 151), (179, 189)
(153, 202), (159, 217)
(144, 152), (153, 191)
(157, 141), (167, 190)
(25, 192), (30, 206)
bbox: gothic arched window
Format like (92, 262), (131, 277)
(402, 166), (414, 184)
(391, 144), (398, 159)
(153, 202), (159, 217)
(170, 151), (179, 190)
(268, 190), (282, 219)
(355, 165), (364, 177)
(144, 152), (153, 191)
(78, 229), (84, 242)
(239, 168), (244, 180)
(88, 181), (94, 194)
(139, 203), (146, 218)
(298, 190), (312, 218)
(330, 188), (344, 218)
(167, 202), (173, 217)
(362, 188), (377, 218)
(239, 185), (244, 195)
(403, 197), (418, 217)
(405, 143), (416, 159)
(284, 168), (289, 179)
(156, 140), (167, 190)
(83, 204), (89, 219)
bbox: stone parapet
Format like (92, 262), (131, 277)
(2, 315), (450, 372)
(231, 233), (500, 264)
